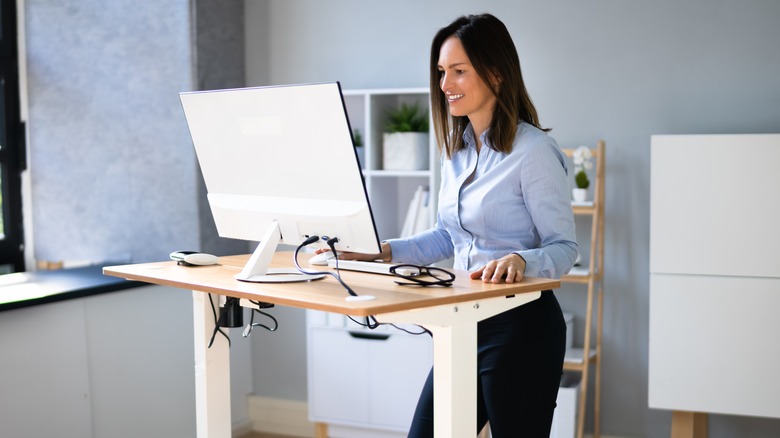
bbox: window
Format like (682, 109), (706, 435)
(0, 0), (23, 273)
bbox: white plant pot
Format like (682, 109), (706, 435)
(382, 132), (429, 170)
(572, 188), (588, 203)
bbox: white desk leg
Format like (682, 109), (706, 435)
(428, 322), (478, 438)
(377, 292), (541, 438)
(193, 292), (232, 438)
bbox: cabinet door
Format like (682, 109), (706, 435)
(367, 330), (432, 428)
(309, 328), (372, 422)
(650, 134), (780, 278)
(308, 326), (432, 430)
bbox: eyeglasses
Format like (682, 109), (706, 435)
(389, 264), (455, 287)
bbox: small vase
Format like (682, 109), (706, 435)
(383, 132), (429, 170)
(572, 188), (587, 203)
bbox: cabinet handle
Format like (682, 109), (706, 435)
(348, 331), (390, 341)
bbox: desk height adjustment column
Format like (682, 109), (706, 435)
(193, 291), (232, 438)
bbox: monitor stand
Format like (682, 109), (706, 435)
(234, 222), (325, 283)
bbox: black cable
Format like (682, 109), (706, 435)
(347, 314), (380, 330)
(207, 293), (231, 348)
(388, 323), (431, 336)
(292, 236), (428, 336)
(344, 315), (429, 335)
(292, 236), (361, 298)
(243, 301), (279, 337)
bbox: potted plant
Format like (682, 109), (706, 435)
(382, 102), (429, 170)
(572, 145), (593, 203)
(352, 128), (365, 168)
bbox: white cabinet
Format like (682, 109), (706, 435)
(307, 311), (432, 436)
(342, 88), (439, 240)
(0, 286), (200, 437)
(649, 134), (780, 423)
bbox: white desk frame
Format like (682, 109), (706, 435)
(104, 254), (556, 438)
(194, 291), (541, 438)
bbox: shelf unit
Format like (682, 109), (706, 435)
(308, 88), (438, 438)
(341, 88), (439, 240)
(561, 140), (606, 438)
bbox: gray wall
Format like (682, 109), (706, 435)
(25, 0), (198, 264)
(244, 1), (780, 437)
(194, 0), (252, 257)
(24, 0), (246, 263)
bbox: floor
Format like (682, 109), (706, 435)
(237, 432), (302, 438)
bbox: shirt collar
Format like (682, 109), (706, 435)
(463, 121), (529, 153)
(462, 123), (491, 151)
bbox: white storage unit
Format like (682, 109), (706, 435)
(563, 312), (574, 351)
(649, 134), (780, 419)
(550, 374), (580, 438)
(306, 311), (432, 437)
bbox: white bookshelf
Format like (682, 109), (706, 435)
(342, 88), (439, 241)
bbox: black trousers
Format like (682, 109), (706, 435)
(407, 291), (567, 438)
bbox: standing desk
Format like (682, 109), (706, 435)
(104, 252), (559, 438)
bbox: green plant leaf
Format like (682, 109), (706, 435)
(352, 128), (363, 147)
(575, 169), (590, 189)
(385, 102), (429, 133)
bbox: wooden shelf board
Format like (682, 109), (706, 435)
(561, 276), (591, 284)
(571, 201), (594, 208)
(562, 266), (591, 283)
(563, 348), (597, 368)
(572, 204), (597, 215)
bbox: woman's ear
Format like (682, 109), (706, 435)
(489, 70), (502, 88)
(490, 73), (502, 92)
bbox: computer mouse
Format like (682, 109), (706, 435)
(170, 250), (219, 266)
(309, 251), (337, 266)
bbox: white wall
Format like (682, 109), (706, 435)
(244, 1), (780, 437)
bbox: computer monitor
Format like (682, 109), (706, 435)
(179, 82), (380, 282)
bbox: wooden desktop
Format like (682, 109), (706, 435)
(104, 252), (559, 438)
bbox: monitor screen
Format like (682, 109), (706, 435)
(180, 82), (380, 282)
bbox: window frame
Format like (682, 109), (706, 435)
(0, 0), (24, 273)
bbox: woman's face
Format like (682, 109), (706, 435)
(437, 36), (497, 133)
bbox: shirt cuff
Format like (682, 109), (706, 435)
(385, 239), (412, 264)
(514, 251), (538, 277)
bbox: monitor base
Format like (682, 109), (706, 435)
(235, 268), (325, 283)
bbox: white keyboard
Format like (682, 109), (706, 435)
(327, 259), (416, 276)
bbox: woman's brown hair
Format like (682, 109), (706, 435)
(430, 14), (547, 158)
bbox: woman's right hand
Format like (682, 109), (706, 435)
(314, 242), (393, 263)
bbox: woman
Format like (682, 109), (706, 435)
(335, 13), (577, 436)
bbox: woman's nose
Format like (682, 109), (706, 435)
(440, 72), (450, 91)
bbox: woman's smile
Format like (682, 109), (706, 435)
(447, 93), (464, 103)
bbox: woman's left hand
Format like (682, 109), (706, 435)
(469, 253), (526, 283)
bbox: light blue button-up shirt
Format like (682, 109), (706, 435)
(387, 122), (577, 279)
